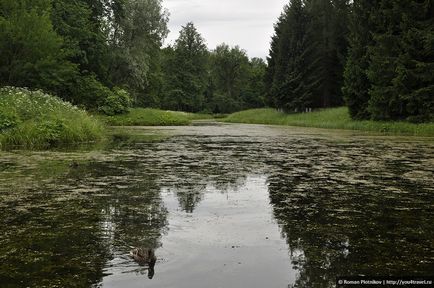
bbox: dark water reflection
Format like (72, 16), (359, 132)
(0, 123), (433, 287)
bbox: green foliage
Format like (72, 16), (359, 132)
(223, 107), (434, 136)
(266, 0), (349, 112)
(69, 75), (112, 110)
(175, 44), (266, 114)
(99, 108), (198, 126)
(163, 41), (266, 114)
(367, 0), (434, 121)
(270, 0), (314, 112)
(305, 0), (349, 108)
(343, 0), (433, 122)
(1, 0), (269, 116)
(206, 44), (249, 113)
(36, 119), (68, 145)
(99, 88), (132, 116)
(0, 111), (19, 131)
(0, 110), (19, 131)
(51, 0), (109, 83)
(244, 58), (267, 108)
(0, 0), (171, 114)
(69, 77), (132, 115)
(342, 0), (374, 120)
(0, 0), (77, 94)
(163, 22), (209, 112)
(0, 87), (105, 149)
(107, 0), (169, 102)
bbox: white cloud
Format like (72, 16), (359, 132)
(163, 0), (288, 58)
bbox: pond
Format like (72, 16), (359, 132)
(1, 123), (433, 288)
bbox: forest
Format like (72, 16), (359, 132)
(1, 1), (434, 286)
(266, 0), (433, 122)
(0, 0), (266, 116)
(0, 0), (433, 122)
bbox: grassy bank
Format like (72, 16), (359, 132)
(0, 87), (105, 149)
(223, 107), (434, 136)
(98, 108), (213, 126)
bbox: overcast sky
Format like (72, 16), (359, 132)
(163, 0), (288, 59)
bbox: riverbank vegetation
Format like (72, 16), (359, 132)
(0, 0), (265, 115)
(0, 87), (104, 149)
(223, 108), (434, 136)
(0, 0), (432, 148)
(98, 108), (212, 126)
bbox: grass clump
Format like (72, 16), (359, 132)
(98, 108), (213, 126)
(0, 87), (105, 149)
(223, 107), (434, 136)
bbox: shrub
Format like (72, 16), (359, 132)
(0, 86), (105, 149)
(0, 110), (20, 131)
(36, 119), (68, 145)
(69, 75), (113, 110)
(99, 87), (132, 116)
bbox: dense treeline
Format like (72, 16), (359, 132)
(266, 0), (349, 112)
(0, 0), (169, 114)
(0, 1), (265, 114)
(343, 0), (434, 122)
(1, 0), (432, 121)
(160, 23), (266, 113)
(267, 0), (433, 122)
(0, 0), (167, 114)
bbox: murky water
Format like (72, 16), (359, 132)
(1, 123), (433, 288)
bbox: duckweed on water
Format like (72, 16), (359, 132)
(0, 87), (105, 149)
(1, 125), (433, 287)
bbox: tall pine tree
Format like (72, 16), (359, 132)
(265, 9), (287, 108)
(305, 0), (349, 108)
(368, 0), (434, 121)
(342, 0), (376, 119)
(266, 0), (350, 112)
(266, 0), (314, 112)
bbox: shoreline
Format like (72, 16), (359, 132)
(221, 108), (434, 137)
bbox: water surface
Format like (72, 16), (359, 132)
(1, 123), (433, 287)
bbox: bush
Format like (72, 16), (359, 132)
(69, 75), (113, 110)
(0, 110), (20, 131)
(0, 86), (105, 149)
(36, 119), (68, 145)
(99, 88), (132, 116)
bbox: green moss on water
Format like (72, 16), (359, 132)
(97, 108), (213, 126)
(222, 107), (434, 136)
(1, 127), (433, 286)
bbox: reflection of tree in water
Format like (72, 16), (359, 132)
(0, 157), (169, 287)
(147, 136), (263, 213)
(67, 160), (169, 255)
(5, 131), (432, 287)
(168, 185), (206, 213)
(267, 142), (434, 288)
(166, 177), (249, 213)
(0, 162), (110, 287)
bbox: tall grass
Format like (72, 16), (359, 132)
(0, 87), (105, 149)
(98, 108), (213, 126)
(223, 107), (434, 136)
